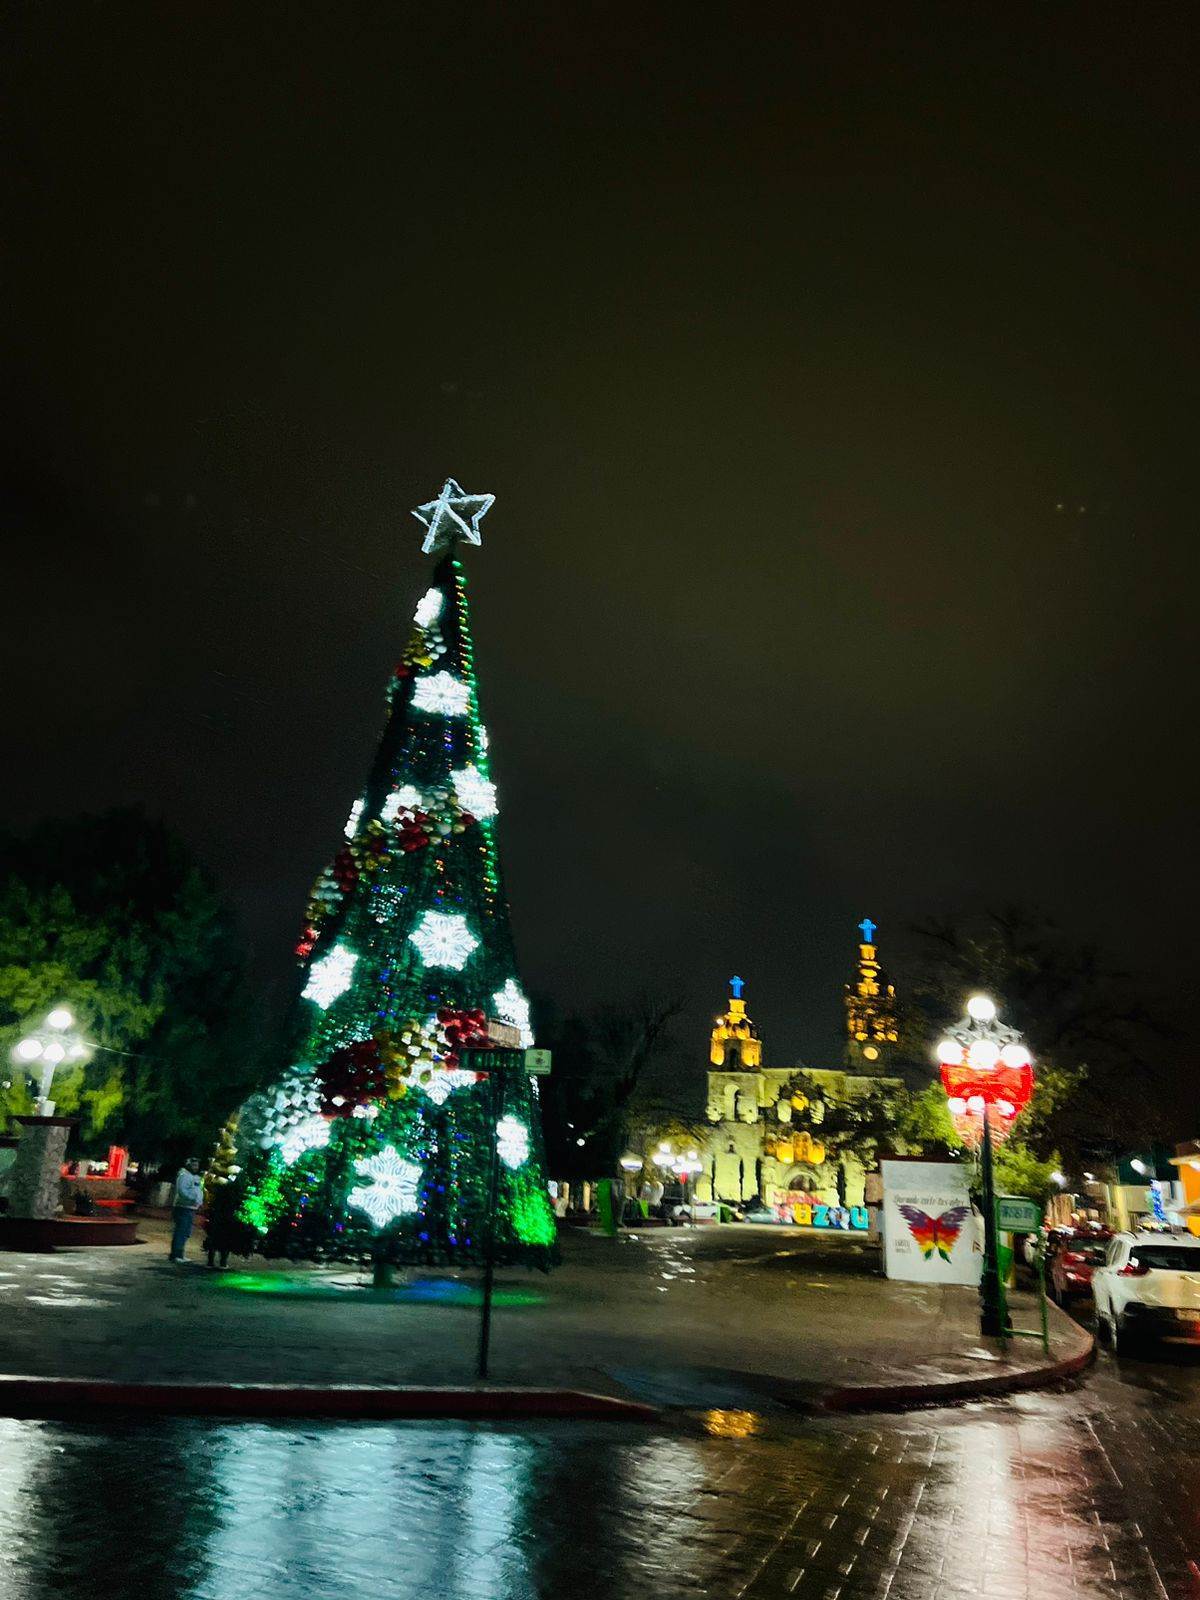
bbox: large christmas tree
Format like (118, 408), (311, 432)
(233, 479), (557, 1268)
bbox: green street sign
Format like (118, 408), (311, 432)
(996, 1195), (1041, 1232)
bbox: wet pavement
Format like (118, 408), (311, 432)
(2, 1348), (1198, 1598)
(0, 1223), (1086, 1407)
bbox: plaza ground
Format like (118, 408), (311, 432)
(0, 1220), (1087, 1410)
(2, 1355), (1196, 1599)
(5, 1221), (1193, 1598)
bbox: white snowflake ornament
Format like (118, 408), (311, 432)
(408, 910), (479, 971)
(348, 1146), (422, 1229)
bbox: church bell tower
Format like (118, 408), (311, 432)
(710, 976), (762, 1069)
(844, 917), (899, 1071)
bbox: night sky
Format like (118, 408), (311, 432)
(4, 6), (1197, 1073)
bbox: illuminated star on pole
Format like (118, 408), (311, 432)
(412, 478), (495, 555)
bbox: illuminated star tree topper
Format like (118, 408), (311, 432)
(412, 477), (495, 555)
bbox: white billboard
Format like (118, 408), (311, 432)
(880, 1159), (981, 1285)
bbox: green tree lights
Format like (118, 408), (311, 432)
(233, 482), (556, 1269)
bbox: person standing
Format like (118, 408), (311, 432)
(169, 1157), (204, 1262)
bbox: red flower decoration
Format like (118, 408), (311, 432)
(316, 1038), (386, 1117)
(333, 845), (359, 892)
(397, 808), (432, 853)
(438, 1007), (490, 1052)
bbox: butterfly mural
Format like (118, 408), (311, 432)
(899, 1204), (970, 1262)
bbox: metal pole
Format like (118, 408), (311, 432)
(979, 1106), (1004, 1338)
(1037, 1242), (1050, 1354)
(476, 1062), (503, 1380)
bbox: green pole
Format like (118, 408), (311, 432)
(1037, 1241), (1050, 1354)
(979, 1107), (1005, 1338)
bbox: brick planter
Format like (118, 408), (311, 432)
(0, 1216), (141, 1251)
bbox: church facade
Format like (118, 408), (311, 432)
(697, 923), (901, 1215)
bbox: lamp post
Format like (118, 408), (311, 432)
(616, 1151), (643, 1228)
(11, 1007), (92, 1115)
(671, 1149), (703, 1220)
(936, 995), (1034, 1340)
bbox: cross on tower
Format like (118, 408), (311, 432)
(729, 975), (744, 999)
(858, 918), (877, 944)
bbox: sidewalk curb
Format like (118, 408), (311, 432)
(0, 1377), (660, 1423)
(821, 1331), (1096, 1412)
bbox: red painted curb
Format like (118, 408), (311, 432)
(821, 1333), (1096, 1413)
(0, 1377), (660, 1423)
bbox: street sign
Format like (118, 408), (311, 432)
(460, 1048), (524, 1075)
(996, 1195), (1041, 1232)
(460, 1048), (550, 1076)
(486, 1019), (523, 1048)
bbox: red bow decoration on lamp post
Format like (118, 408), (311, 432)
(937, 994), (1035, 1341)
(936, 995), (1034, 1150)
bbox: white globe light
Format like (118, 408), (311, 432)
(46, 1007), (74, 1030)
(967, 1094), (985, 1111)
(946, 1097), (966, 1115)
(1000, 1043), (1030, 1069)
(995, 1099), (1016, 1117)
(15, 1037), (43, 1062)
(936, 1039), (961, 1065)
(968, 1040), (1000, 1069)
(41, 1041), (67, 1065)
(966, 995), (996, 1022)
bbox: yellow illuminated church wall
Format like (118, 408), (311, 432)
(697, 929), (900, 1209)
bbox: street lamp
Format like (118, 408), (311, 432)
(10, 1006), (92, 1115)
(672, 1149), (703, 1218)
(937, 995), (1035, 1339)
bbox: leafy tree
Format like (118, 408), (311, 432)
(993, 1141), (1063, 1205)
(765, 1071), (911, 1199)
(894, 906), (1176, 1173)
(537, 995), (682, 1179)
(620, 1105), (712, 1187)
(0, 810), (262, 1160)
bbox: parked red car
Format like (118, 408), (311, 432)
(1048, 1231), (1111, 1303)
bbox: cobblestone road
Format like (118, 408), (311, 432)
(2, 1349), (1198, 1599)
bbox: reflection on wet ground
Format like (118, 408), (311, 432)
(1, 1355), (1197, 1598)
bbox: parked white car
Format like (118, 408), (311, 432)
(1091, 1231), (1200, 1352)
(670, 1199), (720, 1223)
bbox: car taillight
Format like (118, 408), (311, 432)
(1062, 1251), (1085, 1265)
(1118, 1261), (1149, 1277)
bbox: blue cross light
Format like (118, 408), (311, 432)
(729, 975), (744, 999)
(858, 918), (876, 944)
